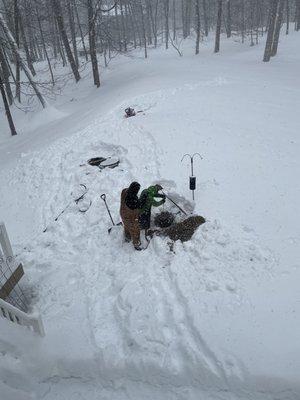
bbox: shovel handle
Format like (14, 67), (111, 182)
(100, 193), (115, 226)
(162, 192), (188, 216)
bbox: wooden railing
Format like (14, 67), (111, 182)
(0, 297), (45, 336)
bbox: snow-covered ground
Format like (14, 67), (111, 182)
(1, 33), (300, 400)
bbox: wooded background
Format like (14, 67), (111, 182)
(0, 0), (299, 135)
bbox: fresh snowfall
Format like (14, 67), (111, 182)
(1, 30), (300, 400)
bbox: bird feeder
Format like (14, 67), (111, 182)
(181, 153), (203, 200)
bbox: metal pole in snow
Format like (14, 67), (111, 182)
(181, 153), (203, 200)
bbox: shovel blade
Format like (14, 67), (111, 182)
(108, 222), (123, 234)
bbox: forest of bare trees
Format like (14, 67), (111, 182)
(0, 0), (299, 135)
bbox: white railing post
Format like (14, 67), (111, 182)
(0, 297), (45, 336)
(0, 222), (45, 337)
(0, 221), (14, 260)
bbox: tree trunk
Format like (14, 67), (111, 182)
(0, 10), (46, 108)
(263, 0), (279, 62)
(195, 0), (201, 54)
(203, 0), (209, 36)
(51, 0), (80, 82)
(173, 0), (176, 40)
(214, 0), (222, 53)
(226, 0), (232, 38)
(67, 0), (79, 68)
(13, 0), (21, 103)
(0, 71), (17, 136)
(295, 0), (300, 31)
(120, 0), (127, 52)
(241, 0), (245, 43)
(36, 7), (55, 86)
(271, 0), (285, 56)
(0, 43), (13, 105)
(164, 0), (170, 49)
(139, 0), (147, 58)
(19, 13), (36, 76)
(74, 0), (88, 61)
(88, 0), (100, 87)
(286, 0), (289, 34)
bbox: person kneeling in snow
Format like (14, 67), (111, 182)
(139, 185), (166, 235)
(120, 182), (144, 251)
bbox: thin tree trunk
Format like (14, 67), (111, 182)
(128, 3), (137, 48)
(241, 0), (245, 43)
(214, 0), (222, 53)
(114, 1), (122, 51)
(295, 0), (300, 31)
(203, 0), (209, 36)
(0, 10), (46, 107)
(120, 0), (127, 52)
(139, 0), (147, 58)
(0, 71), (17, 136)
(13, 0), (21, 102)
(226, 0), (232, 37)
(271, 0), (285, 56)
(195, 0), (201, 54)
(51, 0), (80, 82)
(250, 0), (255, 46)
(286, 0), (290, 34)
(19, 13), (36, 76)
(173, 0), (176, 40)
(263, 0), (279, 61)
(0, 43), (13, 105)
(88, 0), (100, 87)
(67, 0), (79, 68)
(74, 0), (88, 61)
(145, 1), (152, 44)
(36, 7), (55, 86)
(164, 0), (170, 49)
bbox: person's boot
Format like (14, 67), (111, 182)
(134, 241), (143, 251)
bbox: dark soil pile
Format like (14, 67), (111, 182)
(154, 211), (175, 228)
(150, 215), (205, 242)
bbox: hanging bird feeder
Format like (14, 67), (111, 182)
(181, 153), (203, 200)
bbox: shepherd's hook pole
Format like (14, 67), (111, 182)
(181, 153), (203, 200)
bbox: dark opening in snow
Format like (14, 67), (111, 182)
(88, 157), (120, 169)
(154, 211), (175, 228)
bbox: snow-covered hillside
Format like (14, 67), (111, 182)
(1, 34), (300, 400)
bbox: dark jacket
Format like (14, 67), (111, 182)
(125, 182), (142, 210)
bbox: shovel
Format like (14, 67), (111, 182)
(100, 194), (122, 233)
(162, 192), (188, 216)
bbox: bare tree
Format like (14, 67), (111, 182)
(0, 10), (46, 108)
(295, 0), (300, 30)
(203, 0), (209, 36)
(0, 71), (17, 136)
(195, 0), (201, 54)
(214, 0), (223, 53)
(88, 0), (100, 87)
(225, 0), (232, 38)
(271, 0), (285, 56)
(263, 0), (279, 61)
(163, 0), (170, 49)
(51, 0), (81, 82)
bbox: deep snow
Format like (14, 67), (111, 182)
(1, 33), (300, 400)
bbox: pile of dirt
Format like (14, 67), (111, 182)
(150, 215), (205, 242)
(154, 211), (175, 228)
